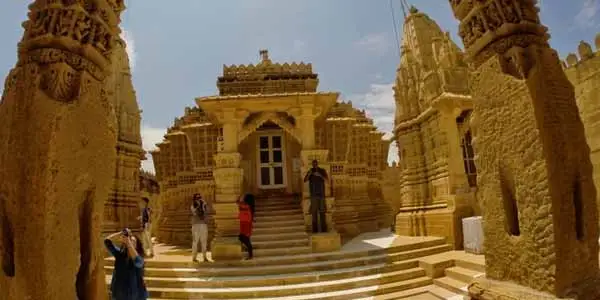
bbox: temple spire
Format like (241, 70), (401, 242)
(259, 49), (271, 64)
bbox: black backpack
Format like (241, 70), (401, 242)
(194, 201), (206, 220)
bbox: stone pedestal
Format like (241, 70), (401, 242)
(310, 232), (341, 253)
(212, 152), (244, 260)
(395, 202), (471, 250)
(211, 236), (243, 260)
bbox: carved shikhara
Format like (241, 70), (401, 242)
(451, 0), (548, 71)
(12, 0), (125, 102)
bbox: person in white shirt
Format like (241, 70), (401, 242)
(191, 193), (210, 262)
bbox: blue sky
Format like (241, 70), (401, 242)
(1, 0), (599, 172)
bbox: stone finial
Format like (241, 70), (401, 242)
(595, 32), (600, 51)
(259, 49), (271, 63)
(578, 41), (594, 60)
(566, 53), (579, 67)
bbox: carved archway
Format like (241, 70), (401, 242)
(238, 111), (301, 144)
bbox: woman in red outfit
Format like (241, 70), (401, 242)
(237, 193), (254, 260)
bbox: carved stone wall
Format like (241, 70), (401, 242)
(102, 38), (144, 235)
(315, 102), (392, 239)
(156, 180), (215, 245)
(0, 1), (125, 299)
(449, 0), (600, 298)
(390, 7), (474, 250)
(563, 37), (600, 227)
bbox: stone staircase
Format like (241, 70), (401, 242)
(104, 195), (485, 299)
(251, 196), (311, 257)
(432, 256), (486, 297)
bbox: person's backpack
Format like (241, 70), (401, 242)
(194, 201), (206, 220)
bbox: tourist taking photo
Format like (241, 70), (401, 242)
(104, 228), (148, 300)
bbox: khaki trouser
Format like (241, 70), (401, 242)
(192, 223), (208, 260)
(142, 222), (154, 256)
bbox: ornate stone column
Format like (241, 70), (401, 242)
(297, 104), (316, 150)
(449, 0), (600, 298)
(0, 1), (125, 299)
(211, 110), (244, 260)
(436, 102), (469, 196)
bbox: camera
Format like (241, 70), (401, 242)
(122, 228), (130, 237)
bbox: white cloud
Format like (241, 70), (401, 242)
(349, 83), (399, 165)
(574, 0), (600, 29)
(140, 125), (166, 173)
(119, 28), (137, 71)
(354, 33), (390, 56)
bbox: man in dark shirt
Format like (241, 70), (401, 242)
(303, 159), (329, 233)
(140, 197), (153, 257)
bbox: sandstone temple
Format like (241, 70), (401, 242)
(150, 49), (393, 252)
(2, 0), (600, 299)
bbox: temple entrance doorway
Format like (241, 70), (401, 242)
(257, 131), (286, 190)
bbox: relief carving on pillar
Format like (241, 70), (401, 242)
(213, 168), (243, 195)
(453, 0), (548, 70)
(0, 1), (125, 299)
(9, 1), (124, 105)
(300, 149), (329, 164)
(214, 152), (241, 169)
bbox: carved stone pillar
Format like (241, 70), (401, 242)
(449, 0), (600, 298)
(298, 104), (316, 150)
(437, 103), (469, 196)
(0, 1), (125, 300)
(211, 152), (244, 260)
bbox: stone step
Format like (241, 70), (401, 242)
(254, 218), (305, 228)
(432, 276), (469, 296)
(257, 201), (300, 207)
(253, 224), (306, 235)
(255, 207), (302, 213)
(454, 258), (486, 273)
(356, 284), (462, 300)
(444, 266), (484, 283)
(106, 237), (448, 269)
(254, 245), (312, 257)
(254, 208), (303, 217)
(144, 267), (428, 299)
(251, 231), (308, 242)
(104, 243), (451, 278)
(147, 277), (434, 300)
(252, 238), (309, 249)
(254, 214), (304, 222)
(256, 203), (302, 210)
(110, 260), (418, 289)
(266, 277), (433, 300)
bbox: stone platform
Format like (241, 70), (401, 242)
(104, 230), (487, 299)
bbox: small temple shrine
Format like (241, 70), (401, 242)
(150, 50), (393, 256)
